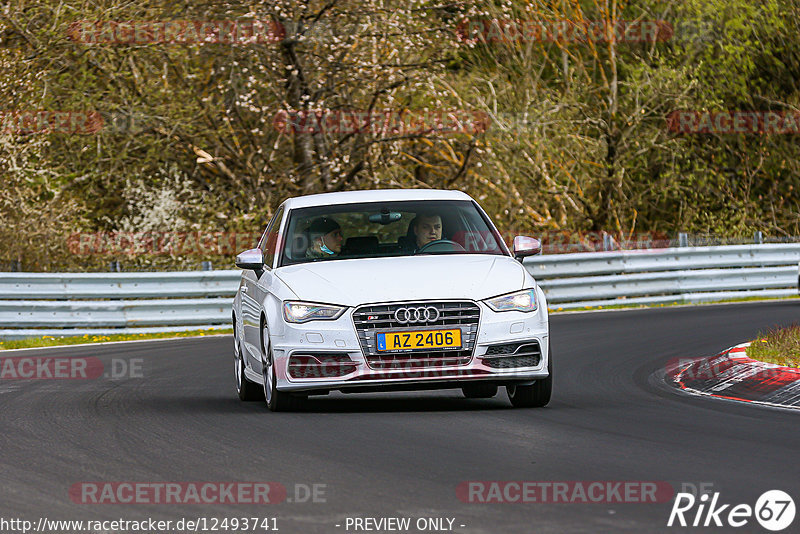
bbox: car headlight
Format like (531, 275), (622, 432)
(283, 301), (347, 323)
(484, 288), (538, 313)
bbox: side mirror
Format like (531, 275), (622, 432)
(235, 248), (265, 271)
(512, 236), (541, 261)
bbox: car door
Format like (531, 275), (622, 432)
(242, 205), (284, 369)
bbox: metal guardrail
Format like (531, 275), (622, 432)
(525, 244), (800, 309)
(0, 299), (232, 327)
(0, 271), (240, 299)
(0, 244), (797, 339)
(0, 272), (241, 339)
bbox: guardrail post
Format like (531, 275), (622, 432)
(109, 260), (121, 272)
(602, 233), (612, 251)
(11, 260), (21, 272)
(202, 261), (213, 271)
(754, 231), (763, 244)
(678, 233), (688, 247)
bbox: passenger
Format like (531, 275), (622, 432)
(305, 217), (343, 258)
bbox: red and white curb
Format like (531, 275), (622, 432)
(666, 343), (800, 410)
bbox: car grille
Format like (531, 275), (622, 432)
(352, 301), (480, 370)
(482, 340), (541, 369)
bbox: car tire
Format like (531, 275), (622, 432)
(261, 324), (306, 412)
(506, 348), (552, 408)
(461, 383), (498, 398)
(235, 340), (262, 401)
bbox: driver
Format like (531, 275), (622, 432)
(413, 213), (443, 249)
(305, 217), (343, 258)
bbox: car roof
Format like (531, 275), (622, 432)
(283, 189), (474, 210)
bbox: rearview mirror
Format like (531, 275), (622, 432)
(235, 248), (264, 271)
(512, 236), (541, 261)
(368, 212), (402, 224)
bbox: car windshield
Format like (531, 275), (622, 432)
(279, 199), (506, 266)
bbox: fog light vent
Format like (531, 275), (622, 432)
(288, 353), (357, 378)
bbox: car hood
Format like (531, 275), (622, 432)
(275, 255), (527, 306)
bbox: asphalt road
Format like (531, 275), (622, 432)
(1, 301), (799, 534)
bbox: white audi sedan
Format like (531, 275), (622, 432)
(232, 189), (551, 411)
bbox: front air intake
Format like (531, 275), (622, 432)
(288, 353), (357, 378)
(481, 340), (541, 369)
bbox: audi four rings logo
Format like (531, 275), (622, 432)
(394, 306), (440, 324)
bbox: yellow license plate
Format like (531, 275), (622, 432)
(376, 329), (462, 352)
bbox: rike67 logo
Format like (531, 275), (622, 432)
(668, 490), (795, 531)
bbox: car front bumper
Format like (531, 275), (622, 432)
(269, 300), (550, 393)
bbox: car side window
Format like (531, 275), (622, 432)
(257, 215), (274, 254)
(260, 206), (284, 269)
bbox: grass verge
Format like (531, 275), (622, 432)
(548, 295), (800, 313)
(747, 324), (800, 368)
(0, 328), (233, 351)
